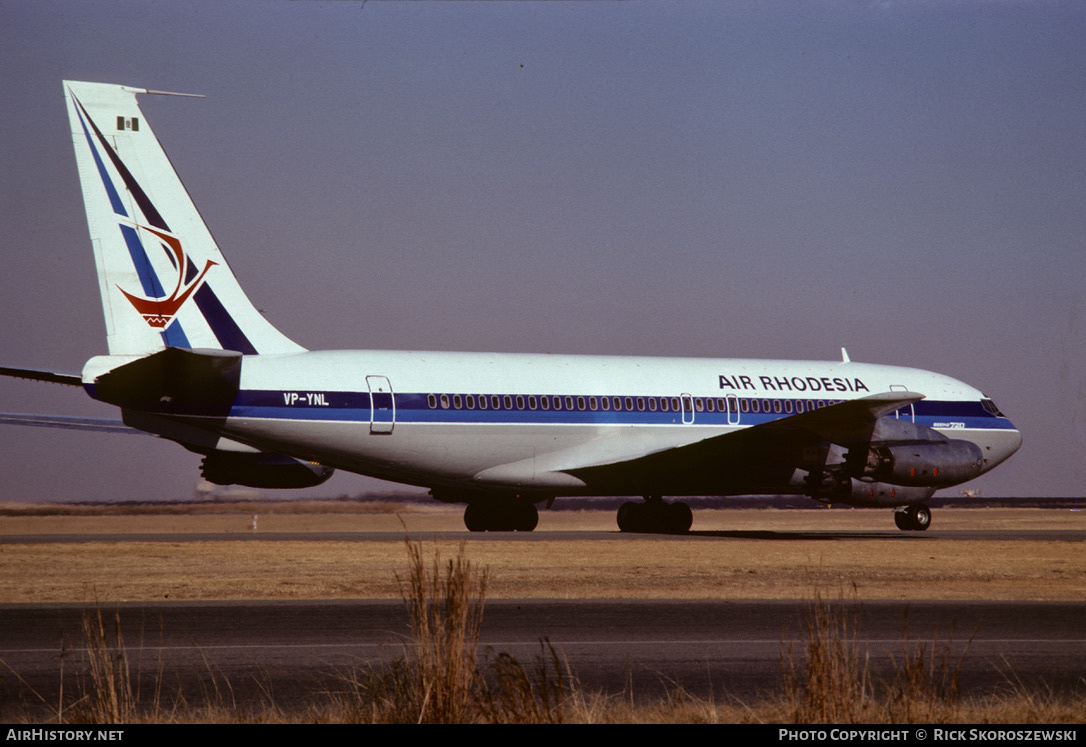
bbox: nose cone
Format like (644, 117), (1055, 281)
(980, 425), (1022, 473)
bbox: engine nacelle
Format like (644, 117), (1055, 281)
(805, 470), (935, 507)
(843, 479), (936, 507)
(201, 452), (334, 489)
(850, 440), (983, 488)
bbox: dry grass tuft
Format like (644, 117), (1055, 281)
(66, 607), (135, 724)
(884, 614), (972, 723)
(332, 539), (582, 723)
(478, 640), (573, 723)
(398, 538), (488, 723)
(783, 585), (873, 723)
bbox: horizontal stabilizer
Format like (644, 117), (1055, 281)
(0, 365), (82, 387)
(0, 413), (140, 434)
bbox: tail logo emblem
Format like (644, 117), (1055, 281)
(117, 224), (217, 329)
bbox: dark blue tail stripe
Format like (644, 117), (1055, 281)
(193, 284), (258, 354)
(73, 101), (128, 218)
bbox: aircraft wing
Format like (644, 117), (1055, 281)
(740, 390), (925, 445)
(0, 413), (141, 434)
(561, 391), (925, 494)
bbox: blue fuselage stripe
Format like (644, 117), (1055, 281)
(222, 390), (1017, 430)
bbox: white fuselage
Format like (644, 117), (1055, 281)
(154, 350), (1020, 497)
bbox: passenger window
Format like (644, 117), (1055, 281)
(528, 395), (537, 410)
(695, 398), (704, 412)
(466, 395), (475, 409)
(428, 394), (437, 409)
(504, 395), (513, 410)
(601, 398), (610, 411)
(648, 398), (657, 411)
(613, 397), (622, 411)
(660, 398), (668, 412)
(624, 397), (633, 411)
(577, 396), (586, 410)
(453, 395), (463, 409)
(479, 395), (488, 410)
(637, 397), (645, 411)
(440, 394), (450, 409)
(516, 395), (524, 410)
(589, 397), (598, 410)
(540, 396), (549, 410)
(670, 397), (680, 412)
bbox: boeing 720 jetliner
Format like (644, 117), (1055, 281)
(0, 81), (1021, 532)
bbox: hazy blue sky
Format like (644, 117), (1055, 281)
(1, 1), (1084, 503)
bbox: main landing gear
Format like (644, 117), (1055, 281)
(893, 503), (932, 531)
(616, 496), (693, 534)
(464, 500), (539, 532)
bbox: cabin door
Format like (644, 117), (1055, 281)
(890, 384), (914, 423)
(681, 393), (695, 424)
(726, 393), (740, 425)
(367, 375), (395, 434)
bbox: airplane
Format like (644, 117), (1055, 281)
(0, 80), (1022, 533)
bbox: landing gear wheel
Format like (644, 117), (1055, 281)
(616, 497), (692, 534)
(463, 501), (539, 532)
(909, 504), (931, 531)
(514, 502), (539, 532)
(894, 509), (910, 531)
(668, 501), (693, 534)
(464, 502), (488, 532)
(894, 504), (932, 531)
(617, 501), (641, 532)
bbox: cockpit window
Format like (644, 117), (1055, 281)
(981, 398), (1006, 417)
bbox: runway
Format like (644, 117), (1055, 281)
(2, 599), (1083, 714)
(4, 526), (1085, 544)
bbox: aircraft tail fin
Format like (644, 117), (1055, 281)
(63, 81), (305, 356)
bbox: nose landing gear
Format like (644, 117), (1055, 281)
(893, 503), (932, 531)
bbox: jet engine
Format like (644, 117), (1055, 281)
(849, 440), (983, 488)
(200, 452), (334, 489)
(804, 469), (936, 507)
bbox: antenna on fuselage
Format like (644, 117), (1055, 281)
(841, 347), (851, 363)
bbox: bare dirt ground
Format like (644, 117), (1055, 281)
(0, 506), (1082, 603)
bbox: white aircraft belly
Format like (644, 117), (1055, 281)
(214, 416), (734, 490)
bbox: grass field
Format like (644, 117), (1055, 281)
(0, 506), (1082, 603)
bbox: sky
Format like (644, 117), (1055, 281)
(1, 0), (1084, 503)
